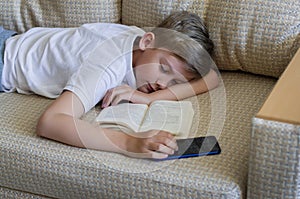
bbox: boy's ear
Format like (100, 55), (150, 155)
(139, 32), (155, 50)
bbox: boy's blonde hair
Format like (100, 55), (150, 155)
(149, 11), (216, 78)
(157, 11), (214, 56)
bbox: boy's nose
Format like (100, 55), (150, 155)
(156, 79), (168, 90)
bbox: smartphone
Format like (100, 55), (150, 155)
(162, 136), (221, 160)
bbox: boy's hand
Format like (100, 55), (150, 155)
(102, 85), (152, 108)
(123, 130), (178, 159)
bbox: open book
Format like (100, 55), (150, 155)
(96, 100), (194, 138)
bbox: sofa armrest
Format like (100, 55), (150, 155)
(247, 48), (300, 199)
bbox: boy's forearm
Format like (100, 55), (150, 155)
(36, 112), (177, 159)
(148, 69), (219, 102)
(189, 68), (219, 95)
(36, 91), (177, 159)
(36, 91), (127, 153)
(148, 82), (199, 102)
(37, 112), (127, 153)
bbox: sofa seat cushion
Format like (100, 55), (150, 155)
(0, 72), (276, 199)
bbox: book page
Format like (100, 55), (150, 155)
(96, 103), (148, 132)
(139, 100), (194, 137)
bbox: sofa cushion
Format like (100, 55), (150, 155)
(0, 72), (276, 198)
(122, 0), (300, 78)
(0, 0), (122, 33)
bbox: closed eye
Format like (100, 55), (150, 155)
(169, 79), (183, 86)
(160, 64), (169, 73)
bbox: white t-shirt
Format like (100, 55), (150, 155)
(2, 23), (145, 112)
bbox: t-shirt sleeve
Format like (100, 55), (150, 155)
(64, 40), (126, 113)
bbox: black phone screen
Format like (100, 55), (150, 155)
(163, 136), (221, 160)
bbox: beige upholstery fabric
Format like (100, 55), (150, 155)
(122, 0), (206, 27)
(0, 0), (299, 198)
(122, 0), (300, 78)
(0, 0), (122, 33)
(249, 118), (300, 199)
(0, 72), (276, 198)
(0, 187), (50, 199)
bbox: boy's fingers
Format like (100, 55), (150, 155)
(101, 89), (112, 108)
(148, 151), (168, 159)
(144, 131), (178, 154)
(111, 93), (126, 106)
(130, 150), (168, 159)
(106, 86), (132, 105)
(126, 151), (168, 159)
(102, 87), (127, 107)
(148, 142), (175, 155)
(155, 131), (178, 149)
(155, 136), (178, 151)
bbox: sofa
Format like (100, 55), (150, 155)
(0, 0), (299, 198)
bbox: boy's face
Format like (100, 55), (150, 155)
(133, 48), (197, 93)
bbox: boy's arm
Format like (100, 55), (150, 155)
(149, 69), (219, 101)
(36, 91), (177, 159)
(102, 69), (219, 107)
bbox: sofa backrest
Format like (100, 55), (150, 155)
(0, 0), (298, 78)
(123, 0), (300, 78)
(0, 0), (121, 32)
